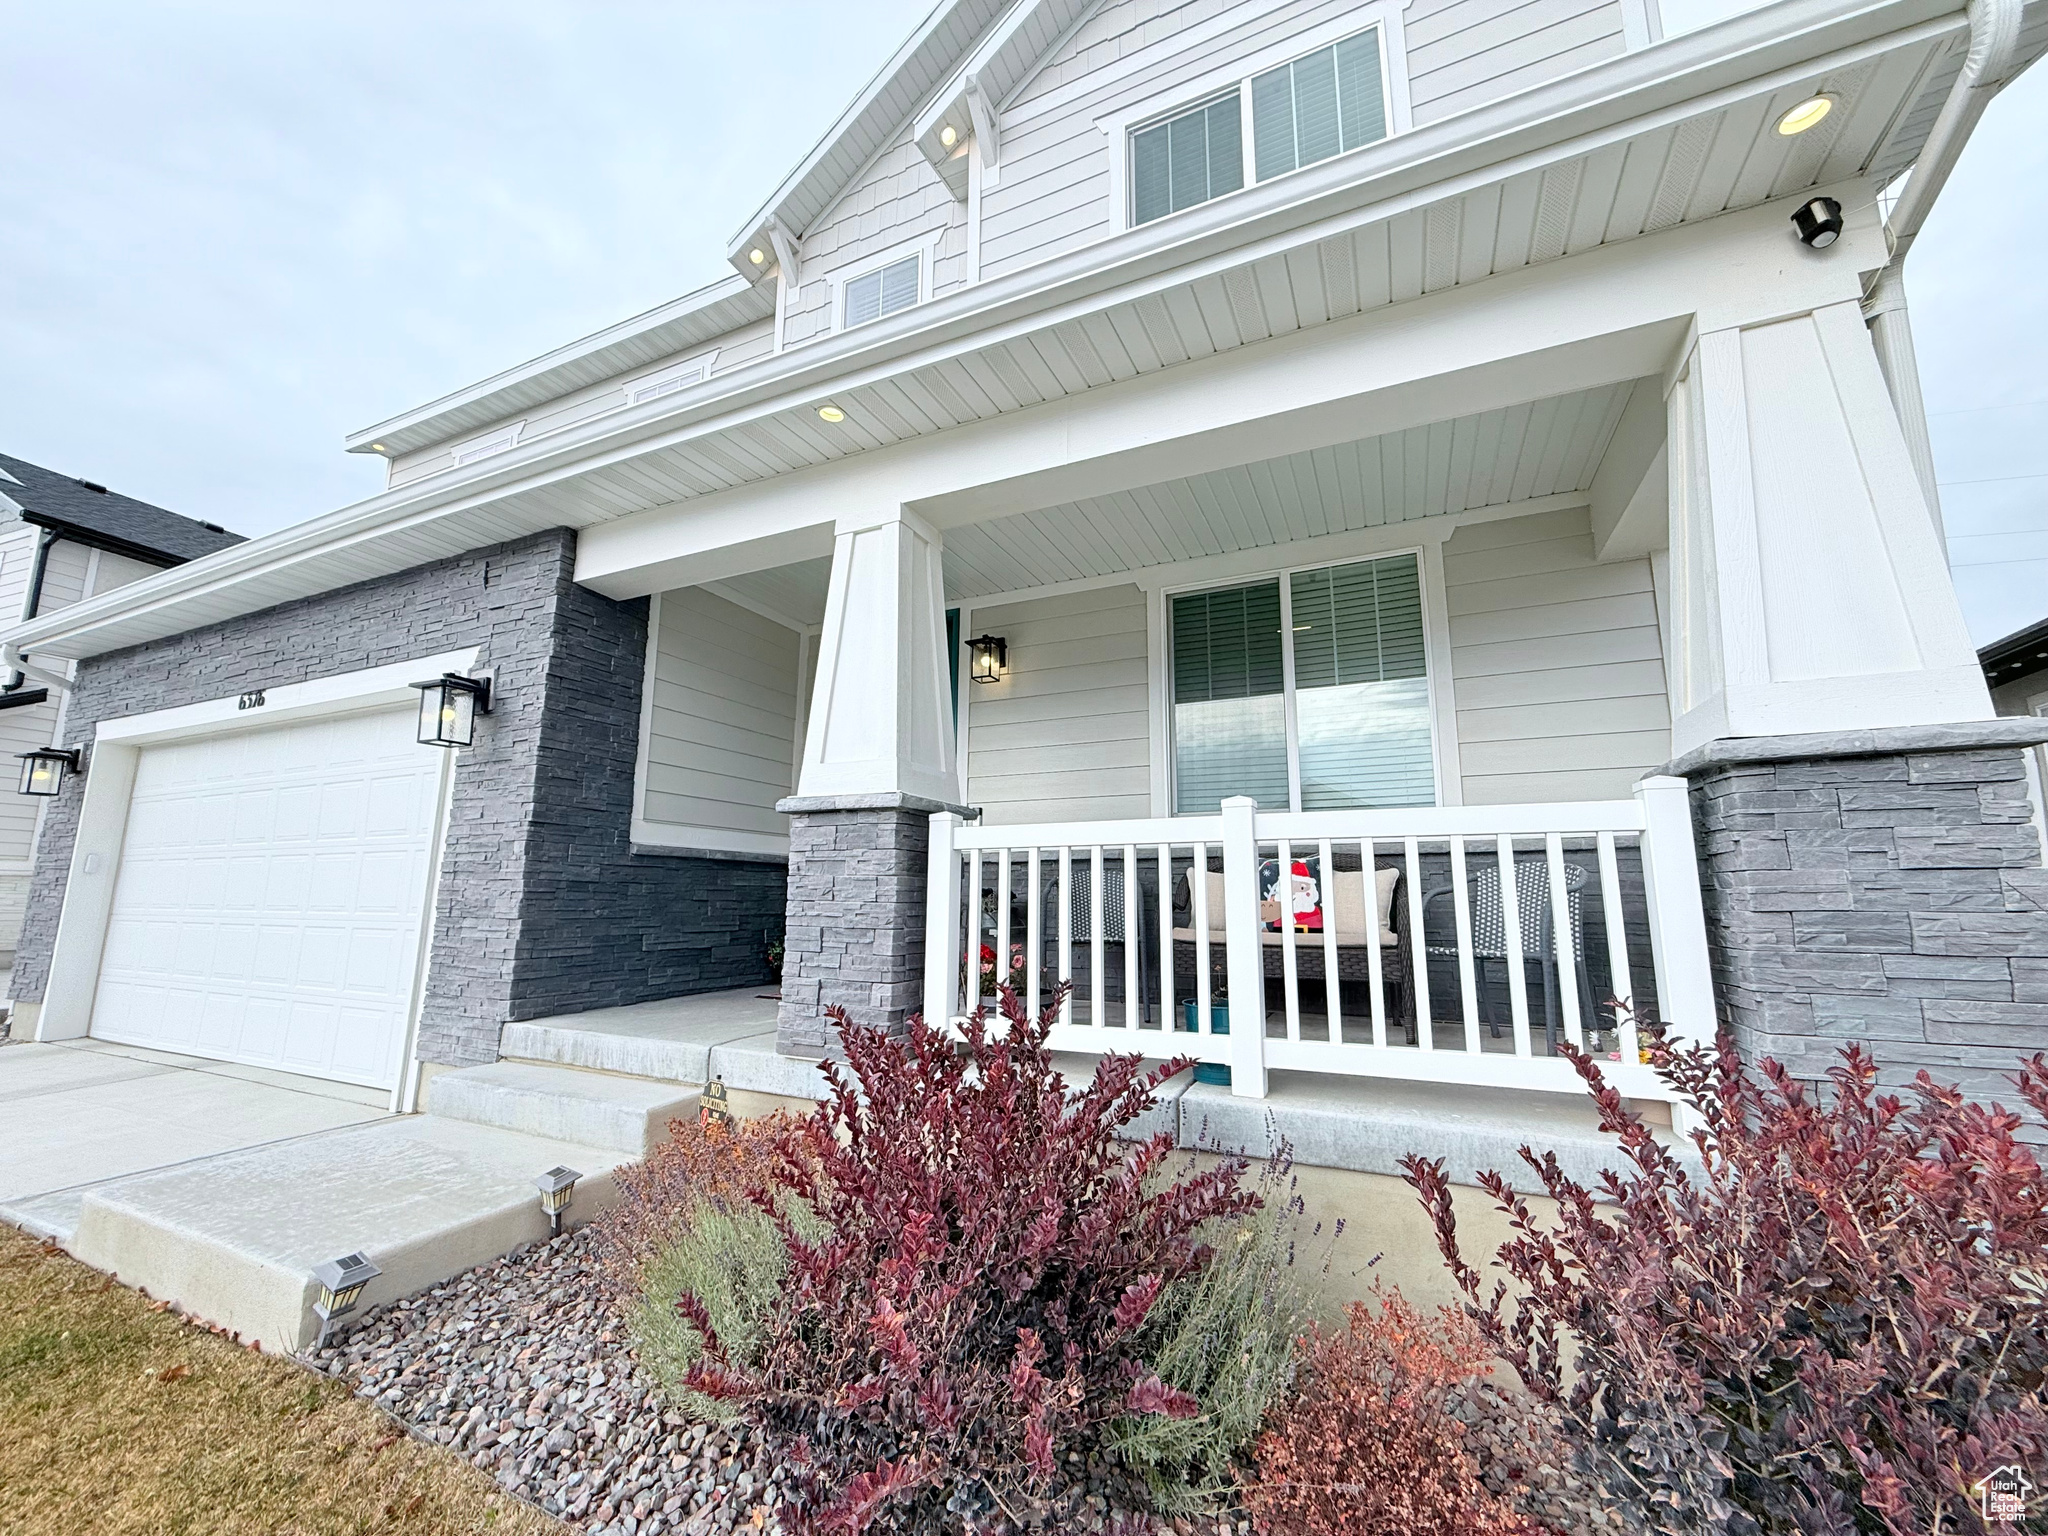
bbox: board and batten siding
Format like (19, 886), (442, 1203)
(965, 585), (1152, 825)
(637, 586), (805, 855)
(1444, 505), (1670, 804)
(1405, 0), (1626, 125)
(783, 128), (970, 349)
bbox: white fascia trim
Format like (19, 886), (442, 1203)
(94, 647), (480, 747)
(827, 230), (950, 334)
(345, 273), (764, 454)
(2, 0), (1961, 664)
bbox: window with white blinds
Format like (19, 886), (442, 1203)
(1170, 552), (1435, 814)
(843, 254), (920, 329)
(1131, 93), (1244, 226)
(1251, 28), (1387, 181)
(1127, 27), (1390, 227)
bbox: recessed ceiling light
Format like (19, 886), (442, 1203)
(1777, 95), (1835, 135)
(817, 405), (845, 423)
(371, 442), (387, 452)
(748, 247), (767, 265)
(940, 124), (958, 148)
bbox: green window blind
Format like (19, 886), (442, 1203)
(1171, 581), (1288, 813)
(1131, 93), (1244, 226)
(1289, 554), (1434, 809)
(1251, 28), (1387, 183)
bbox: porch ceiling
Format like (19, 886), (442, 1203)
(939, 379), (1640, 599)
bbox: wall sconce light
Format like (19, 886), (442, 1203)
(967, 634), (1008, 684)
(409, 673), (492, 748)
(535, 1165), (582, 1236)
(1790, 195), (1844, 248)
(310, 1251), (381, 1346)
(16, 746), (81, 797)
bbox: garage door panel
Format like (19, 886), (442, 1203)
(90, 707), (441, 1091)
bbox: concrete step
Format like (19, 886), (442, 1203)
(69, 1114), (628, 1351)
(427, 1061), (700, 1155)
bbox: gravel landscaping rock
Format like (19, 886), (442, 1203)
(304, 1227), (1251, 1536)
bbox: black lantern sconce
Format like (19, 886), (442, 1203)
(1790, 195), (1844, 249)
(967, 634), (1008, 685)
(16, 746), (82, 798)
(409, 672), (492, 748)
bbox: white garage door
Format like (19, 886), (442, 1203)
(89, 707), (444, 1090)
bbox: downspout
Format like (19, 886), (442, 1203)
(2, 528), (68, 694)
(1861, 0), (2026, 547)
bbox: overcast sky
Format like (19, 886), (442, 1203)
(3, 1), (2043, 644)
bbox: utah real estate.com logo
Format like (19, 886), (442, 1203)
(1975, 1464), (2035, 1524)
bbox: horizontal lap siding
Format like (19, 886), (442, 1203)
(784, 131), (969, 350)
(642, 588), (802, 842)
(1405, 0), (1626, 126)
(983, 0), (1368, 281)
(966, 585), (1153, 824)
(1444, 506), (1669, 804)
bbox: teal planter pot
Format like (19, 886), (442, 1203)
(1178, 1002), (1232, 1086)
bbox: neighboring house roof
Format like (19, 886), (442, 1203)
(0, 452), (245, 564)
(1980, 614), (2048, 692)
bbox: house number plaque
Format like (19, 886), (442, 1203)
(237, 690), (266, 710)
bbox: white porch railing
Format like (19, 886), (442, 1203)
(922, 777), (1713, 1102)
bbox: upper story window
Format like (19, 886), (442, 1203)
(843, 253), (921, 329)
(1129, 27), (1389, 228)
(1252, 29), (1388, 180)
(626, 354), (716, 406)
(450, 421), (524, 468)
(1131, 93), (1244, 226)
(1169, 551), (1433, 814)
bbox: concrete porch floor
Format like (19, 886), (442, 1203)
(0, 1039), (392, 1243)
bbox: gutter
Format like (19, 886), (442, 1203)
(2, 529), (66, 694)
(1862, 0), (2026, 535)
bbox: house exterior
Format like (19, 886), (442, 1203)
(0, 453), (243, 973)
(6, 0), (2048, 1123)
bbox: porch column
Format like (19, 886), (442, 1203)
(775, 507), (965, 1056)
(1664, 304), (2048, 1097)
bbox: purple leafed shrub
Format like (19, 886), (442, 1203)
(1404, 1017), (2048, 1535)
(682, 985), (1260, 1534)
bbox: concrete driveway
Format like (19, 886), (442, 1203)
(0, 1037), (390, 1243)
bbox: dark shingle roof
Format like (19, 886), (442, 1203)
(0, 452), (245, 563)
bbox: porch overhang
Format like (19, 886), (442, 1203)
(0, 0), (1999, 663)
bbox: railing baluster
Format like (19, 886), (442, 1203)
(1192, 842), (1211, 1038)
(1278, 838), (1301, 1044)
(966, 846), (984, 1010)
(1122, 843), (1139, 1030)
(1362, 838), (1386, 1049)
(1089, 844), (1106, 1033)
(1405, 836), (1431, 1051)
(995, 847), (1011, 1010)
(1449, 835), (1480, 1054)
(1545, 833), (1583, 1050)
(1318, 837), (1340, 1045)
(1156, 842), (1173, 1035)
(1497, 834), (1531, 1056)
(1057, 848), (1073, 1027)
(1025, 846), (1041, 1022)
(1596, 831), (1636, 1064)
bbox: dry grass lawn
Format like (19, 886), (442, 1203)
(0, 1222), (559, 1535)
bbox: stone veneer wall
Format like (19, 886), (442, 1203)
(1687, 737), (2048, 1108)
(774, 801), (934, 1056)
(13, 528), (784, 1066)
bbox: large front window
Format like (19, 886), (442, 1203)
(1171, 552), (1435, 814)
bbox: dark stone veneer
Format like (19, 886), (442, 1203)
(13, 528), (784, 1067)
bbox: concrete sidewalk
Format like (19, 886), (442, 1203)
(0, 1039), (390, 1242)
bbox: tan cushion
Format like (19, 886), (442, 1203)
(1174, 866), (1398, 947)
